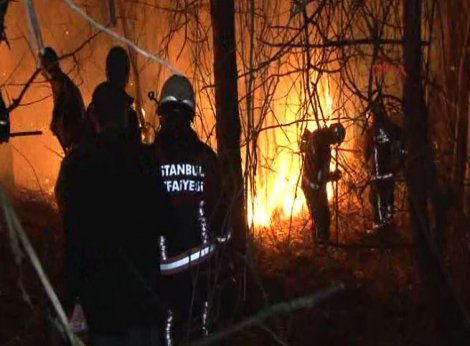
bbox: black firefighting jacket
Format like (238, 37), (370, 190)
(50, 71), (90, 150)
(154, 127), (230, 275)
(365, 119), (403, 181)
(86, 81), (140, 144)
(300, 127), (333, 191)
(56, 133), (170, 332)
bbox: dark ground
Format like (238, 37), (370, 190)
(1, 190), (469, 346)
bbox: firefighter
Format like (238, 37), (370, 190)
(153, 74), (230, 345)
(300, 123), (345, 247)
(39, 47), (91, 153)
(56, 82), (170, 346)
(87, 46), (140, 143)
(364, 99), (403, 231)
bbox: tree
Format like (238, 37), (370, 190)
(210, 0), (247, 249)
(0, 0), (9, 46)
(431, 0), (470, 211)
(403, 0), (470, 343)
(0, 1), (14, 191)
(447, 1), (470, 210)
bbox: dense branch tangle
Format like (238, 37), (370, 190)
(113, 0), (413, 239)
(1, 0), (460, 344)
(38, 0), (411, 238)
(232, 0), (407, 238)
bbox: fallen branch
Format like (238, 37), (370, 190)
(189, 282), (346, 346)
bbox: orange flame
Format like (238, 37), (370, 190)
(247, 76), (338, 228)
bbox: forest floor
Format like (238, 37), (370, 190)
(1, 190), (469, 346)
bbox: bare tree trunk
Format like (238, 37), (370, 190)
(403, 0), (470, 343)
(403, 0), (431, 251)
(0, 92), (14, 192)
(441, 1), (460, 182)
(120, 1), (144, 127)
(406, 1), (451, 253)
(210, 0), (247, 249)
(0, 0), (10, 45)
(454, 21), (470, 210)
(441, 0), (470, 210)
(0, 3), (14, 192)
(0, 143), (14, 190)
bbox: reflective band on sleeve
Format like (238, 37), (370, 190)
(160, 243), (216, 274)
(201, 301), (209, 336)
(217, 230), (232, 243)
(159, 236), (168, 261)
(371, 173), (394, 180)
(164, 309), (173, 346)
(303, 176), (320, 190)
(198, 200), (209, 245)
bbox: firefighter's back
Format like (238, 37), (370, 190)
(57, 83), (170, 341)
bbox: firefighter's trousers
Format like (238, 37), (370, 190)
(303, 184), (330, 244)
(369, 177), (395, 227)
(161, 262), (212, 345)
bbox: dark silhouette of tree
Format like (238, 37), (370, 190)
(403, 0), (470, 343)
(210, 0), (247, 250)
(442, 1), (470, 210)
(0, 0), (9, 46)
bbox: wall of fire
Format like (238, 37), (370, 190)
(1, 0), (440, 232)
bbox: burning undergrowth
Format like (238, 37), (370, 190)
(0, 189), (469, 346)
(247, 216), (434, 345)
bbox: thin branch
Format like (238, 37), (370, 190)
(63, 0), (182, 75)
(6, 69), (41, 113)
(6, 29), (103, 113)
(0, 188), (85, 346)
(189, 282), (346, 346)
(260, 37), (429, 49)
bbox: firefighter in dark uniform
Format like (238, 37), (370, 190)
(300, 123), (345, 246)
(87, 46), (141, 143)
(39, 47), (91, 153)
(56, 82), (170, 346)
(153, 74), (230, 345)
(365, 100), (403, 231)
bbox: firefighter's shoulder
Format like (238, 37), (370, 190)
(198, 141), (219, 163)
(196, 141), (220, 177)
(199, 141), (217, 157)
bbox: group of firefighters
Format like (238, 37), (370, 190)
(33, 46), (231, 346)
(0, 43), (404, 345)
(300, 96), (404, 247)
